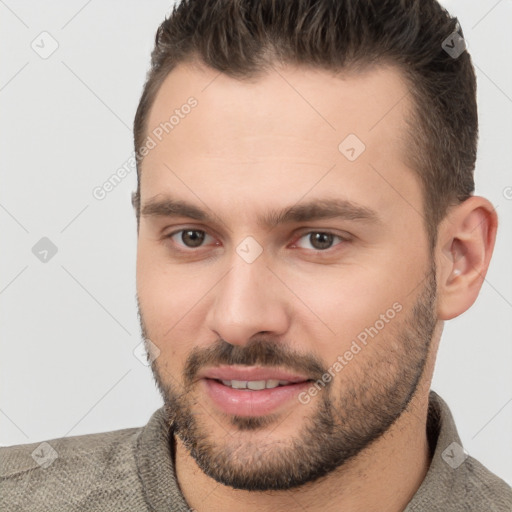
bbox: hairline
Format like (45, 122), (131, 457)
(134, 56), (441, 249)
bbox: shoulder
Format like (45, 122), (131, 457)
(0, 426), (148, 511)
(408, 391), (512, 511)
(1, 426), (141, 478)
(461, 455), (512, 510)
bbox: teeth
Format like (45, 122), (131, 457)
(220, 379), (291, 390)
(247, 380), (266, 390)
(231, 380), (247, 389)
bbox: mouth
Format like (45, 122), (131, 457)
(215, 379), (297, 390)
(198, 366), (314, 417)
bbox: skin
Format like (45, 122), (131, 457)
(135, 60), (497, 512)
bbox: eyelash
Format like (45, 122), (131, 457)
(164, 228), (348, 254)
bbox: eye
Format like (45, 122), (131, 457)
(293, 231), (345, 251)
(167, 229), (216, 249)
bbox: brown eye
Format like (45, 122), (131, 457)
(180, 230), (205, 247)
(309, 233), (334, 250)
(294, 232), (344, 251)
(168, 229), (212, 249)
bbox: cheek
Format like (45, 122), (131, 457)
(136, 250), (197, 354)
(137, 241), (201, 308)
(287, 257), (416, 356)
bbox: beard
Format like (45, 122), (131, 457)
(137, 266), (437, 491)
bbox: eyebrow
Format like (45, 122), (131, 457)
(140, 195), (380, 229)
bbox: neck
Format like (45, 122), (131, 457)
(174, 387), (432, 512)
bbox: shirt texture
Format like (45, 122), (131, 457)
(1, 390), (511, 511)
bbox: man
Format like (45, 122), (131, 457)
(1, 0), (511, 510)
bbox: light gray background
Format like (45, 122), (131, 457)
(1, 0), (511, 486)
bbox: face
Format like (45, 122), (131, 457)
(136, 61), (438, 490)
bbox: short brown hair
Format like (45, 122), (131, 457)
(133, 0), (477, 246)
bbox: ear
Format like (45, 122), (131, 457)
(435, 196), (498, 320)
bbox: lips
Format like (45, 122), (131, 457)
(198, 365), (313, 417)
(198, 365), (311, 383)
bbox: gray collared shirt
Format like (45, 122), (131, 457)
(2, 390), (511, 511)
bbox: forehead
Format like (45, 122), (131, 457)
(145, 60), (412, 154)
(140, 61), (420, 226)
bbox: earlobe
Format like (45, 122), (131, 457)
(436, 196), (498, 320)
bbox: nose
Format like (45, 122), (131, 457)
(206, 255), (290, 346)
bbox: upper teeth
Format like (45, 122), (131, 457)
(221, 379), (291, 390)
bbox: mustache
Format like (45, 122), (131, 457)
(183, 338), (327, 385)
